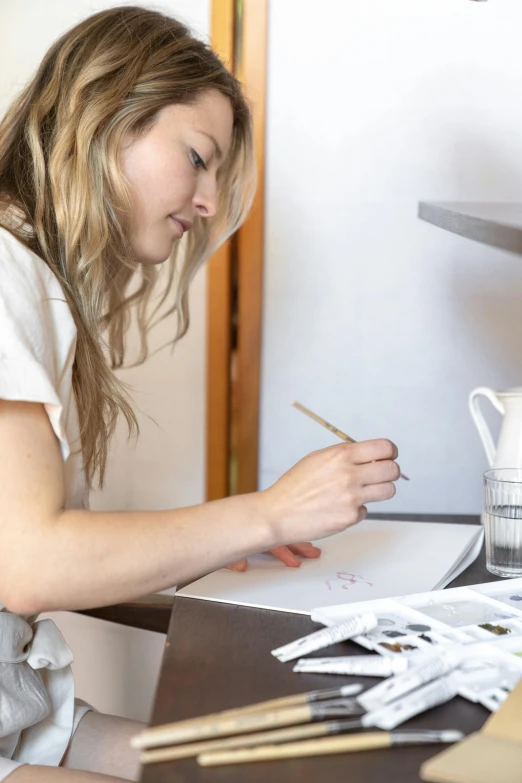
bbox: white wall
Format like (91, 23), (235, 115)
(0, 0), (210, 721)
(260, 0), (522, 515)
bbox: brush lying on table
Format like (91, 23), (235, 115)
(139, 716), (366, 763)
(139, 714), (462, 765)
(197, 729), (463, 767)
(133, 697), (364, 748)
(131, 684), (363, 751)
(131, 646), (477, 766)
(132, 670), (466, 765)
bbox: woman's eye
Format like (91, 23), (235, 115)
(190, 148), (208, 171)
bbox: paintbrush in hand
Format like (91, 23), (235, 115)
(292, 401), (409, 480)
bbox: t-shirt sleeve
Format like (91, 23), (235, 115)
(0, 234), (77, 461)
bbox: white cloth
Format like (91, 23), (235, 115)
(0, 227), (92, 771)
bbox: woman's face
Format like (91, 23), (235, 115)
(121, 89), (234, 264)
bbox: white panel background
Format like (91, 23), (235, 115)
(260, 0), (522, 515)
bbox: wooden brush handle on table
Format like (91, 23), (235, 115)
(131, 686), (361, 750)
(133, 691), (313, 748)
(198, 732), (391, 766)
(140, 721), (333, 764)
(135, 704), (313, 748)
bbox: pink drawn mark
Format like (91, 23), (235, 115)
(325, 572), (373, 591)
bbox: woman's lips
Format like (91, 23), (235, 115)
(169, 216), (193, 237)
(169, 216), (185, 238)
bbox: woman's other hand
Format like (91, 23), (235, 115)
(226, 541), (321, 572)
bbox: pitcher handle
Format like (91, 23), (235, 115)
(468, 387), (505, 468)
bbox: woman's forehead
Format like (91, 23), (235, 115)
(159, 92), (234, 155)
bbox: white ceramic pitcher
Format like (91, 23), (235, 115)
(469, 387), (522, 469)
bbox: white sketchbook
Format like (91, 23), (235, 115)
(177, 520), (484, 615)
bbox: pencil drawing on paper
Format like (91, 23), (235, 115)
(325, 572), (373, 591)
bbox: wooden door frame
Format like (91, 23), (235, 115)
(206, 0), (268, 500)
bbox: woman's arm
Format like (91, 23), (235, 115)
(0, 400), (399, 615)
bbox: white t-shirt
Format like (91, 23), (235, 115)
(0, 226), (91, 769)
(0, 226), (88, 510)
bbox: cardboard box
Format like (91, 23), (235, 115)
(421, 681), (522, 783)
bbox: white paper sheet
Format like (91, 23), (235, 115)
(177, 520), (484, 615)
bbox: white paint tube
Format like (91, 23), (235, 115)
(271, 613), (377, 663)
(481, 688), (509, 712)
(293, 655), (409, 677)
(457, 661), (520, 709)
(359, 647), (465, 711)
(362, 665), (505, 730)
(362, 673), (460, 731)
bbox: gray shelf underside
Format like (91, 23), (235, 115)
(418, 201), (522, 256)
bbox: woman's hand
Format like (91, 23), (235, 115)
(226, 542), (321, 572)
(224, 438), (399, 573)
(260, 438), (399, 547)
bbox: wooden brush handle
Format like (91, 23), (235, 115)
(137, 704), (312, 748)
(132, 693), (308, 749)
(141, 721), (330, 764)
(291, 401), (410, 480)
(198, 732), (391, 766)
(234, 693), (306, 713)
(292, 401), (354, 442)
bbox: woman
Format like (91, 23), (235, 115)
(0, 6), (400, 782)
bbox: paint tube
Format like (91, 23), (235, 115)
(362, 672), (460, 730)
(481, 688), (510, 712)
(362, 662), (507, 729)
(293, 655), (409, 677)
(358, 647), (465, 711)
(271, 613), (377, 663)
(456, 660), (520, 708)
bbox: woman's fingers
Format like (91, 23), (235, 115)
(287, 542), (322, 559)
(356, 458), (400, 504)
(269, 543), (322, 567)
(227, 543), (322, 572)
(269, 546), (302, 567)
(347, 438), (398, 465)
(226, 559), (248, 572)
(357, 458), (401, 486)
(362, 481), (397, 503)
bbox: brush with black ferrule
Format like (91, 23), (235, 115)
(134, 696), (365, 750)
(131, 683), (363, 750)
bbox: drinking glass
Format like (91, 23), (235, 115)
(484, 468), (522, 577)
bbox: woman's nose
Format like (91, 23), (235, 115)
(193, 177), (218, 219)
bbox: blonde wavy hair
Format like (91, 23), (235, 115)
(0, 6), (255, 487)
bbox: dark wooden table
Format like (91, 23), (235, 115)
(142, 514), (496, 783)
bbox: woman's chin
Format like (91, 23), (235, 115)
(140, 255), (171, 266)
(133, 242), (175, 265)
